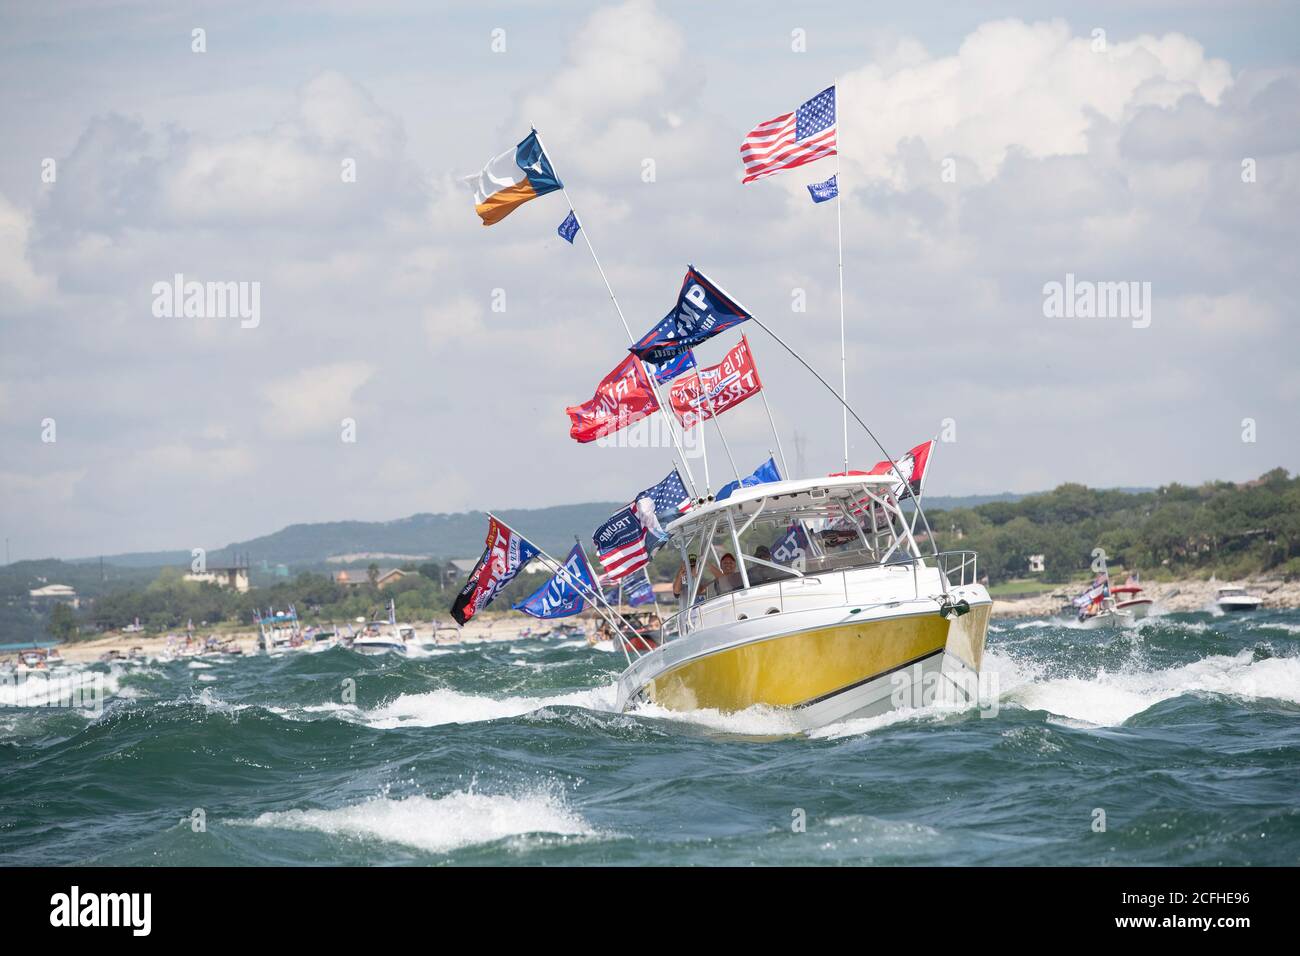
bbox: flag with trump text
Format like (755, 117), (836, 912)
(451, 516), (540, 626)
(624, 571), (656, 607)
(741, 86), (837, 185)
(669, 335), (763, 430)
(566, 354), (660, 443)
(513, 544), (598, 619)
(629, 267), (751, 365)
(592, 504), (651, 581)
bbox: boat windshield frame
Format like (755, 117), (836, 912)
(664, 476), (928, 612)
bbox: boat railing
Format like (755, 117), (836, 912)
(659, 550), (980, 643)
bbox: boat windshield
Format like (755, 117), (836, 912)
(668, 478), (926, 609)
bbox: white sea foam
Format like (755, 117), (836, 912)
(0, 671), (119, 712)
(359, 683), (620, 729)
(1002, 650), (1300, 726)
(248, 787), (597, 854)
(632, 700), (806, 736)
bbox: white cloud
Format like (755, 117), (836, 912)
(840, 19), (1233, 183)
(0, 194), (55, 308)
(261, 361), (376, 438)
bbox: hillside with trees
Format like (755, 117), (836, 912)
(4, 470), (1295, 642)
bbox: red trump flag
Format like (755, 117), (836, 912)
(669, 335), (763, 430)
(566, 354), (660, 443)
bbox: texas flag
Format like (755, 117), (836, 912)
(465, 131), (563, 226)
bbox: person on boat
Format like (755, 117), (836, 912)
(713, 553), (744, 596)
(672, 554), (700, 598)
(673, 553), (728, 599)
(745, 545), (780, 586)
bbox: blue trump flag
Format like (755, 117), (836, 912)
(624, 572), (656, 607)
(646, 334), (697, 383)
(770, 522), (811, 565)
(513, 544), (598, 619)
(807, 174), (838, 203)
(557, 210), (580, 243)
(715, 456), (781, 502)
(629, 267), (751, 365)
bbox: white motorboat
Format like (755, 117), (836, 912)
(350, 600), (410, 656)
(1112, 584), (1154, 619)
(1069, 555), (1136, 629)
(255, 606), (307, 656)
(613, 475), (991, 731)
(12, 647), (64, 674)
(1215, 586), (1262, 612)
(1077, 602), (1135, 629)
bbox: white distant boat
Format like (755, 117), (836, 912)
(1216, 586), (1262, 612)
(255, 606), (307, 656)
(12, 647), (64, 673)
(1077, 602), (1135, 629)
(1111, 584), (1154, 619)
(350, 600), (410, 656)
(1070, 557), (1135, 629)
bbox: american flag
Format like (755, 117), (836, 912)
(741, 86), (837, 184)
(636, 468), (693, 520)
(597, 530), (650, 581)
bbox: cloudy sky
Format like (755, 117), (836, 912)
(1, 0), (1298, 560)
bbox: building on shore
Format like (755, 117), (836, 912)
(334, 568), (411, 590)
(184, 566), (251, 593)
(28, 583), (80, 610)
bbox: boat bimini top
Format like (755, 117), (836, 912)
(656, 474), (976, 639)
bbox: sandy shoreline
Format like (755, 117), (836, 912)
(32, 576), (1296, 664)
(45, 615), (547, 665)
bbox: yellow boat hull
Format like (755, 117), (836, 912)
(642, 606), (989, 714)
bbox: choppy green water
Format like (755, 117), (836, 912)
(2, 610), (1298, 866)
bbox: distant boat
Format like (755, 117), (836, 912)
(1111, 585), (1153, 619)
(1216, 586), (1262, 612)
(256, 606), (306, 656)
(351, 600), (409, 656)
(12, 646), (63, 673)
(1070, 556), (1134, 629)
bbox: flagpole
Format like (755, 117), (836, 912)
(834, 87), (849, 476)
(530, 129), (701, 500)
(694, 385), (712, 495)
(758, 387), (790, 477)
(572, 536), (652, 665)
(692, 367), (741, 484)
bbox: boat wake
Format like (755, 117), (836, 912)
(357, 683), (620, 729)
(994, 648), (1300, 726)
